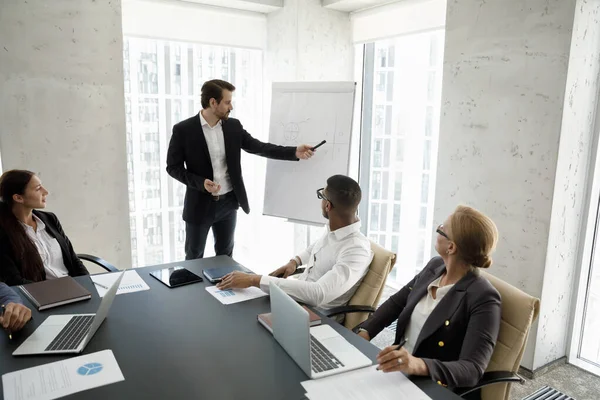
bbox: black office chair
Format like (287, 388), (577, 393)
(77, 253), (119, 273)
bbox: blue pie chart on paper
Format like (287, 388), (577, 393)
(77, 363), (103, 376)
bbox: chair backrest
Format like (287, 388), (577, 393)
(479, 270), (540, 400)
(343, 241), (396, 329)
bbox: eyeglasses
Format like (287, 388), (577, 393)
(316, 188), (333, 207)
(436, 224), (451, 240)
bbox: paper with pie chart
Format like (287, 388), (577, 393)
(2, 350), (124, 400)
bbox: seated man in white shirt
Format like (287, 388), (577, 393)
(217, 175), (372, 314)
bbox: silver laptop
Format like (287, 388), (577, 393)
(270, 282), (372, 379)
(13, 272), (124, 356)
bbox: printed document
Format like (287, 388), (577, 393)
(3, 350), (124, 400)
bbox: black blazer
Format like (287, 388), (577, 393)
(166, 115), (299, 224)
(0, 210), (88, 285)
(360, 257), (501, 390)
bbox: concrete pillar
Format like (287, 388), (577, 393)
(0, 0), (131, 268)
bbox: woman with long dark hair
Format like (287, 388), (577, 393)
(0, 170), (88, 285)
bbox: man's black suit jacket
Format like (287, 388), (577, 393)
(166, 114), (298, 224)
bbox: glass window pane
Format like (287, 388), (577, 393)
(392, 204), (401, 229)
(396, 139), (405, 163)
(422, 140), (432, 170)
(124, 38), (263, 267)
(394, 173), (403, 201)
(374, 105), (385, 135)
(386, 71), (394, 101)
(419, 206), (427, 229)
(421, 174), (430, 203)
(425, 106), (434, 138)
(359, 30), (443, 290)
(429, 35), (438, 67)
(427, 72), (436, 102)
(377, 48), (387, 68)
(371, 171), (381, 199)
(377, 72), (386, 92)
(370, 204), (380, 231)
(416, 233), (425, 268)
(138, 42), (158, 94)
(373, 139), (382, 168)
(387, 45), (395, 68)
(382, 171), (389, 200)
(383, 139), (391, 167)
(385, 105), (393, 136)
(380, 204), (388, 232)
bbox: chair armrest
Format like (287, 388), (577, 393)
(456, 371), (525, 397)
(325, 305), (376, 318)
(77, 253), (119, 273)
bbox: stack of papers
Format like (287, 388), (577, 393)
(2, 350), (124, 400)
(301, 366), (433, 400)
(91, 270), (150, 297)
(206, 286), (268, 305)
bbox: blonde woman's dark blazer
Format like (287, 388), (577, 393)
(359, 257), (501, 390)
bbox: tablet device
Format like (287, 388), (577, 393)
(202, 265), (253, 283)
(149, 266), (203, 288)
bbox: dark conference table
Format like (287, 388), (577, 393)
(0, 256), (462, 400)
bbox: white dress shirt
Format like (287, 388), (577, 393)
(260, 220), (372, 310)
(20, 215), (69, 280)
(199, 111), (232, 195)
(403, 276), (455, 354)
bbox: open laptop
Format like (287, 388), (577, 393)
(13, 272), (124, 356)
(270, 282), (372, 379)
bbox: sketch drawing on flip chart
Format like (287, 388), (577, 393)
(280, 118), (310, 143)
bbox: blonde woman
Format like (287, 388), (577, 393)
(357, 205), (501, 397)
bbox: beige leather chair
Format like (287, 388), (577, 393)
(325, 241), (396, 330)
(457, 270), (540, 400)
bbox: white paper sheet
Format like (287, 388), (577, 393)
(301, 366), (432, 400)
(91, 270), (150, 297)
(205, 285), (268, 305)
(2, 350), (125, 400)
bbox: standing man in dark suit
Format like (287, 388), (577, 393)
(167, 79), (314, 260)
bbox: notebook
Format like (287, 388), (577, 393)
(258, 305), (321, 334)
(19, 276), (92, 311)
(202, 265), (253, 283)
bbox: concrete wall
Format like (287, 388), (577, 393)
(0, 0), (132, 269)
(266, 0), (353, 82)
(434, 0), (577, 370)
(536, 0), (600, 369)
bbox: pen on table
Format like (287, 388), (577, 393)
(311, 140), (326, 151)
(1, 304), (12, 340)
(93, 281), (109, 290)
(376, 337), (407, 370)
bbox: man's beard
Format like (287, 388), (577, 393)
(219, 111), (230, 121)
(322, 209), (329, 220)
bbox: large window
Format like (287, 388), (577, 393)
(571, 167), (600, 376)
(123, 37), (269, 268)
(359, 30), (445, 288)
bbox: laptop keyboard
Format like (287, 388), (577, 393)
(45, 315), (94, 351)
(310, 335), (345, 373)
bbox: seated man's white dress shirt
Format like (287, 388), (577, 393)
(259, 220), (372, 311)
